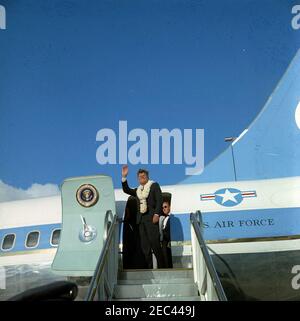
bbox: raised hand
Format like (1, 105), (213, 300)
(122, 165), (129, 178)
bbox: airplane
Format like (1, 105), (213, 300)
(1, 48), (300, 301)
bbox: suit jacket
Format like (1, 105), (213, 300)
(122, 179), (163, 224)
(159, 215), (171, 242)
(162, 216), (171, 242)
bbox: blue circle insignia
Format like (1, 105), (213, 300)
(214, 188), (243, 207)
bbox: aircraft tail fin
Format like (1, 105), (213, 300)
(182, 49), (300, 184)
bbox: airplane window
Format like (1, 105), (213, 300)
(1, 234), (15, 251)
(25, 231), (40, 248)
(51, 229), (61, 246)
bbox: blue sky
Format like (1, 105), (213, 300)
(0, 0), (300, 194)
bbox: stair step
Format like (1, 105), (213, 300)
(118, 278), (194, 285)
(113, 296), (201, 301)
(113, 283), (198, 299)
(119, 269), (193, 281)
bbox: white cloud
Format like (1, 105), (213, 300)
(0, 180), (60, 202)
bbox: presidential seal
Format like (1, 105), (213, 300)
(76, 184), (99, 207)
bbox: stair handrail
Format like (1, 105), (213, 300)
(190, 211), (227, 301)
(85, 212), (120, 301)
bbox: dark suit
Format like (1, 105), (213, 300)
(161, 216), (173, 268)
(122, 179), (165, 269)
(122, 196), (147, 269)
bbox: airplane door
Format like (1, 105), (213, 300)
(51, 175), (116, 276)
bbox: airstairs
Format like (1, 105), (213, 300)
(49, 175), (227, 302)
(84, 211), (227, 301)
(112, 268), (200, 301)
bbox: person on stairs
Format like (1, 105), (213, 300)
(159, 201), (173, 268)
(121, 165), (166, 269)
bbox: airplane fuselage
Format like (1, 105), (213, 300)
(1, 176), (300, 300)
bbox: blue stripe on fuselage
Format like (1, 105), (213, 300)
(0, 223), (61, 253)
(170, 207), (300, 241)
(1, 207), (300, 254)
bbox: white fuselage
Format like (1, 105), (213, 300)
(1, 176), (300, 267)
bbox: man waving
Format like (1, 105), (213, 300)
(121, 165), (165, 269)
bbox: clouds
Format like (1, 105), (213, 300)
(0, 180), (60, 202)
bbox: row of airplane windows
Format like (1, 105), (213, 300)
(0, 229), (61, 252)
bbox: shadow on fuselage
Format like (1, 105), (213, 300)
(211, 249), (300, 301)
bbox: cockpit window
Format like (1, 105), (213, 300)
(51, 229), (61, 246)
(1, 234), (16, 251)
(25, 231), (40, 248)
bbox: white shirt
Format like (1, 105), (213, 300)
(163, 215), (170, 230)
